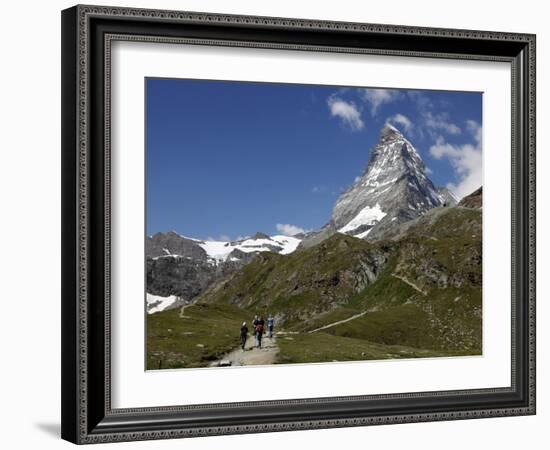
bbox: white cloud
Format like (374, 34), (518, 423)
(354, 176), (362, 183)
(429, 120), (482, 199)
(407, 91), (433, 111)
(276, 223), (306, 236)
(466, 119), (482, 142)
(425, 167), (434, 175)
(327, 96), (364, 131)
(311, 186), (326, 193)
(407, 92), (462, 138)
(386, 113), (413, 134)
(361, 89), (401, 115)
(423, 111), (461, 135)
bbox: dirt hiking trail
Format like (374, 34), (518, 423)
(210, 335), (279, 367)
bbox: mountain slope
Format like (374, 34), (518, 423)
(317, 207), (482, 352)
(148, 205), (481, 368)
(458, 186), (482, 209)
(196, 204), (482, 353)
(198, 234), (392, 328)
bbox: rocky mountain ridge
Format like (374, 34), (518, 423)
(458, 186), (482, 209)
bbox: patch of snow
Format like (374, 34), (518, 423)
(197, 234), (302, 262)
(429, 189), (443, 204)
(384, 122), (399, 133)
(237, 238), (277, 249)
(270, 235), (301, 254)
(339, 203), (386, 234)
(198, 240), (235, 262)
(375, 185), (392, 196)
(146, 293), (180, 314)
(440, 189), (459, 203)
(355, 229), (373, 239)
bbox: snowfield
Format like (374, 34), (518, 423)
(338, 203), (386, 235)
(150, 233), (302, 264)
(146, 293), (180, 314)
(198, 235), (301, 263)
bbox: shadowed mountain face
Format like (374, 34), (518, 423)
(146, 256), (245, 300)
(146, 232), (208, 260)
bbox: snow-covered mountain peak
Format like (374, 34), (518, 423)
(329, 124), (444, 239)
(379, 122), (404, 143)
(366, 125), (425, 185)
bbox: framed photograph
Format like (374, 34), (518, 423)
(61, 5), (536, 444)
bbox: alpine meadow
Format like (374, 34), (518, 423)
(145, 79), (483, 370)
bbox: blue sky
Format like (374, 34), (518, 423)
(146, 78), (482, 240)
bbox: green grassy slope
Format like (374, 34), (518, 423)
(276, 331), (469, 365)
(147, 303), (246, 370)
(299, 208), (482, 353)
(321, 286), (481, 352)
(198, 234), (392, 328)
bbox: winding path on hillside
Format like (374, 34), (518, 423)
(307, 311), (368, 334)
(210, 335), (279, 367)
(391, 274), (427, 296)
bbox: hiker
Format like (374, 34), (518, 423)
(267, 315), (274, 339)
(252, 315), (259, 346)
(240, 322), (248, 351)
(255, 317), (265, 348)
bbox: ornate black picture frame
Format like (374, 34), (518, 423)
(61, 4), (536, 444)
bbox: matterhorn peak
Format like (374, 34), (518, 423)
(380, 122), (405, 143)
(328, 124), (444, 240)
